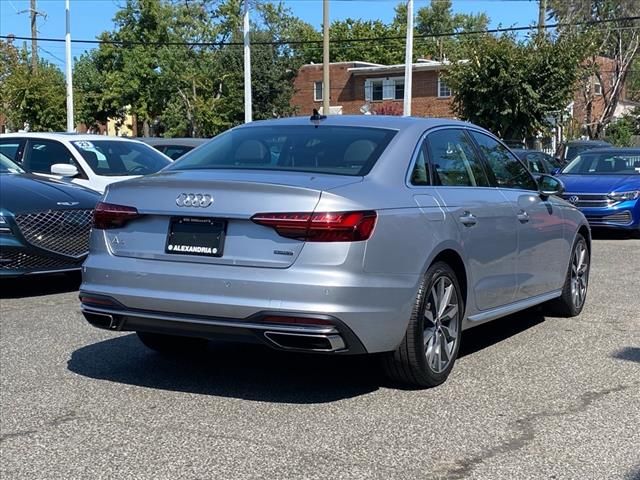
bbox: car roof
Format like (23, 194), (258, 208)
(139, 137), (207, 146)
(565, 139), (611, 145)
(0, 132), (146, 143)
(241, 115), (479, 131)
(577, 147), (640, 155)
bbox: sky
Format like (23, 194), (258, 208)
(0, 0), (540, 70)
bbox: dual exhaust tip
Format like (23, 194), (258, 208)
(263, 331), (346, 352)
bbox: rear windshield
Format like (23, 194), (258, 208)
(562, 152), (640, 175)
(168, 126), (397, 176)
(72, 140), (171, 177)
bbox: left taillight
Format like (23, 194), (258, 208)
(251, 210), (377, 242)
(93, 201), (140, 230)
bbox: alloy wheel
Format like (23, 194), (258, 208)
(423, 275), (460, 374)
(570, 240), (589, 310)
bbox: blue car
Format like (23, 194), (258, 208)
(0, 153), (100, 277)
(557, 148), (640, 234)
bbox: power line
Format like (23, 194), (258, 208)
(1, 15), (638, 48)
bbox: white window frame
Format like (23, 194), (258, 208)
(365, 76), (404, 102)
(438, 76), (451, 98)
(313, 81), (323, 102)
(593, 77), (602, 96)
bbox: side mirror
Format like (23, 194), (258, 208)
(538, 174), (564, 198)
(51, 163), (78, 177)
(551, 167), (561, 175)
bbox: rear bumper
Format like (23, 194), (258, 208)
(80, 252), (419, 353)
(80, 299), (367, 354)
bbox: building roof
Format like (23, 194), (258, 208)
(348, 60), (452, 76)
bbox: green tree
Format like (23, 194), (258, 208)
(548, 0), (640, 138)
(0, 41), (66, 132)
(445, 34), (585, 141)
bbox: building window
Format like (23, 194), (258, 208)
(394, 81), (405, 100)
(593, 77), (602, 95)
(438, 76), (451, 98)
(365, 77), (405, 102)
(314, 81), (323, 102)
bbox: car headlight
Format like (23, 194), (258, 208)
(0, 214), (11, 233)
(608, 191), (640, 202)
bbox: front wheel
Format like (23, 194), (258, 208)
(383, 261), (464, 388)
(546, 233), (590, 317)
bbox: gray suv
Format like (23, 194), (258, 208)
(80, 116), (590, 387)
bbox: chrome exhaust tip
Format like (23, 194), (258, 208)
(264, 331), (346, 352)
(83, 311), (120, 330)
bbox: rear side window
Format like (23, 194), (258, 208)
(0, 140), (22, 163)
(426, 129), (490, 187)
(470, 132), (538, 191)
(168, 126), (397, 176)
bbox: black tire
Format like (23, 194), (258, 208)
(383, 261), (464, 388)
(136, 331), (207, 354)
(546, 233), (590, 317)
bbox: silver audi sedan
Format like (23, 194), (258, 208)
(80, 116), (591, 387)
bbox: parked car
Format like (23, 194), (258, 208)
(511, 149), (558, 175)
(556, 139), (612, 166)
(0, 133), (172, 193)
(79, 116), (591, 388)
(140, 137), (208, 160)
(556, 148), (640, 234)
(0, 153), (100, 277)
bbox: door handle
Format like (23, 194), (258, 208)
(459, 211), (477, 226)
(517, 210), (530, 223)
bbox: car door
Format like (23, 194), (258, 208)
(23, 139), (86, 183)
(423, 128), (518, 311)
(469, 131), (567, 300)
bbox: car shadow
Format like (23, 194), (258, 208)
(459, 309), (545, 358)
(68, 310), (546, 402)
(0, 272), (81, 299)
(591, 228), (638, 240)
(612, 347), (640, 364)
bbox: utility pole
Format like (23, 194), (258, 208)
(538, 0), (547, 35)
(322, 0), (330, 115)
(243, 0), (252, 123)
(30, 0), (38, 72)
(65, 0), (74, 132)
(403, 0), (414, 116)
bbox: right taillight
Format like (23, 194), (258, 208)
(251, 210), (377, 242)
(93, 201), (140, 229)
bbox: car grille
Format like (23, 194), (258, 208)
(586, 211), (633, 225)
(562, 193), (613, 208)
(0, 250), (83, 272)
(14, 209), (93, 258)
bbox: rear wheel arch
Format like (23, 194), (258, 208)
(577, 225), (591, 253)
(429, 249), (468, 311)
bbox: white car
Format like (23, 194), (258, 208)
(0, 133), (172, 193)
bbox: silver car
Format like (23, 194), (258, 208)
(80, 116), (591, 387)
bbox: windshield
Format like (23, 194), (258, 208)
(0, 152), (25, 174)
(72, 140), (171, 177)
(167, 125), (397, 176)
(562, 151), (640, 175)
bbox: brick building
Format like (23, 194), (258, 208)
(291, 60), (455, 118)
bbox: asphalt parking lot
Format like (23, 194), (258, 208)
(1, 234), (639, 480)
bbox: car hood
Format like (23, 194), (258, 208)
(557, 174), (640, 194)
(0, 173), (101, 215)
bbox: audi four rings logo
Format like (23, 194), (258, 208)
(176, 193), (213, 208)
(568, 195), (580, 204)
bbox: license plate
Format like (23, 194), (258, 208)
(165, 217), (226, 257)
